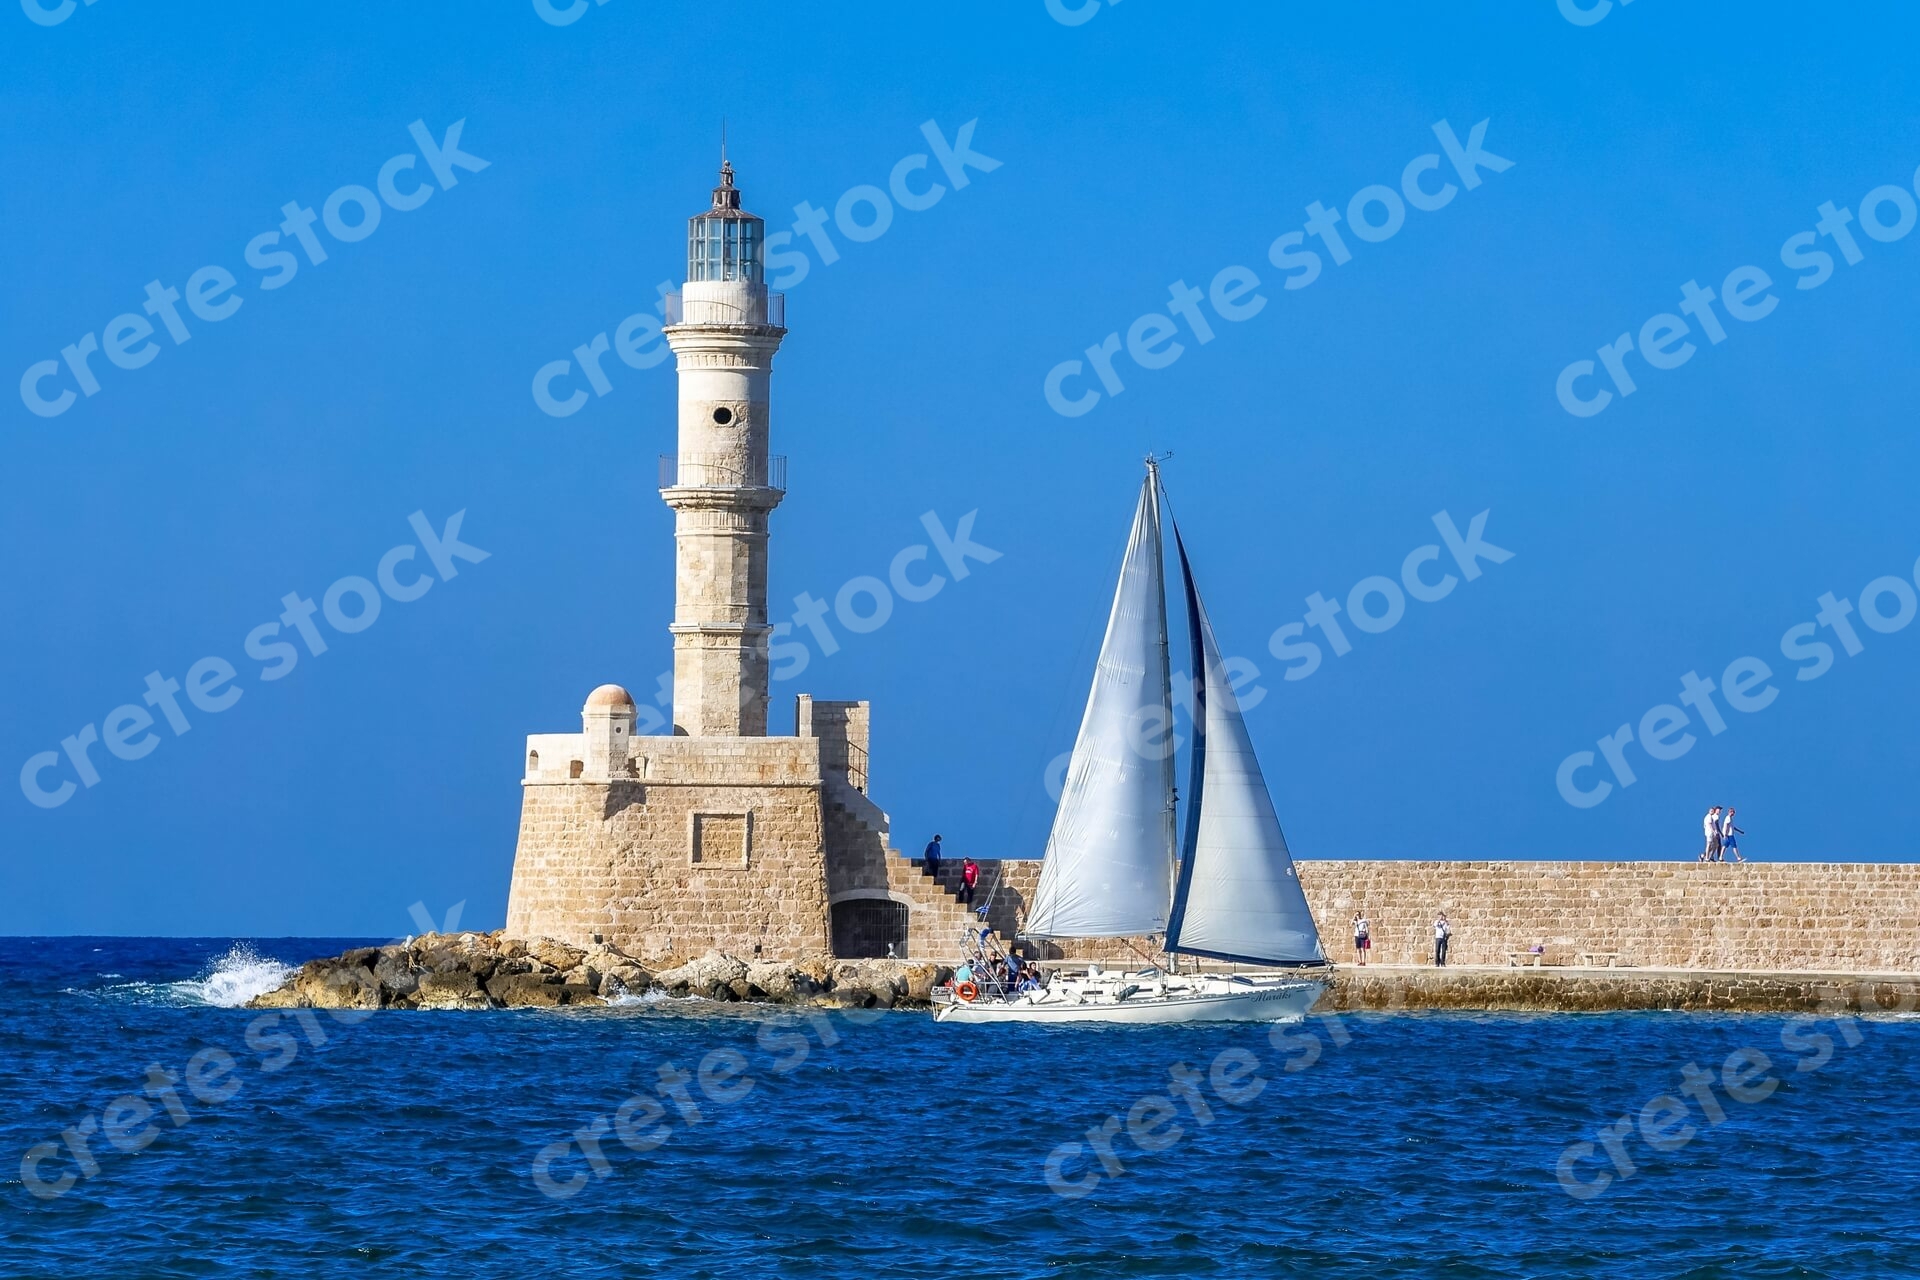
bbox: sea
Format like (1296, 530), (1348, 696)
(3, 937), (1918, 1279)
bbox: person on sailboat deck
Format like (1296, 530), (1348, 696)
(1353, 913), (1371, 965)
(1016, 962), (1041, 993)
(923, 834), (943, 878)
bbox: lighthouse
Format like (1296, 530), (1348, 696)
(508, 154), (959, 966)
(660, 159), (788, 737)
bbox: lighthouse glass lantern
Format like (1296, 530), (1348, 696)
(688, 160), (763, 284)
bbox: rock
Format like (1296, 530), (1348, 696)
(248, 984), (303, 1009)
(527, 937), (588, 974)
(420, 942), (498, 983)
(898, 963), (949, 1003)
(250, 957), (383, 1011)
(744, 960), (809, 1001)
(598, 963), (652, 999)
(372, 947), (421, 1000)
(827, 962), (897, 1009)
(487, 972), (568, 1008)
(311, 966), (382, 1010)
(416, 970), (489, 1010)
(653, 949), (748, 999)
(797, 958), (835, 990)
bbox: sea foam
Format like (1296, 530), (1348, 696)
(185, 944), (297, 1007)
(80, 943), (296, 1008)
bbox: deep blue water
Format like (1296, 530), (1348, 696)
(3, 938), (1918, 1279)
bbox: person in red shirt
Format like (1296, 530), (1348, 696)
(960, 858), (980, 908)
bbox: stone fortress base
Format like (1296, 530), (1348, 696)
(508, 690), (1920, 975)
(505, 692), (1000, 965)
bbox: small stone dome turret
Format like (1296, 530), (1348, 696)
(584, 684), (636, 711)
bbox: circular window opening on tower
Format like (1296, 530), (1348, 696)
(712, 407), (734, 425)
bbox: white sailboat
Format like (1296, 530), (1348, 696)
(934, 459), (1328, 1025)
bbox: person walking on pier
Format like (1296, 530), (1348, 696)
(1701, 806), (1723, 862)
(923, 834), (943, 880)
(960, 857), (980, 908)
(1353, 912), (1371, 966)
(1434, 913), (1451, 967)
(1720, 808), (1744, 862)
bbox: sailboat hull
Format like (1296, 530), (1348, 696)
(931, 973), (1325, 1026)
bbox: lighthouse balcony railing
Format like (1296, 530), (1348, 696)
(662, 291), (784, 328)
(660, 454), (787, 492)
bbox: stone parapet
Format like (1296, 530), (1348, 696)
(1298, 859), (1920, 973)
(630, 736), (822, 785)
(882, 857), (1920, 974)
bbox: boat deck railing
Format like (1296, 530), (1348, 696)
(950, 925), (1045, 1003)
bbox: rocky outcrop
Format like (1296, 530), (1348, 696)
(249, 931), (623, 1011)
(246, 933), (953, 1012)
(652, 950), (751, 1000)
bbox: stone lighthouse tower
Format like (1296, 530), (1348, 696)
(660, 159), (787, 737)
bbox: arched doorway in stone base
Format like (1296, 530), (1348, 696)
(828, 891), (911, 959)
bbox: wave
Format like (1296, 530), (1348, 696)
(608, 988), (693, 1007)
(74, 943), (296, 1009)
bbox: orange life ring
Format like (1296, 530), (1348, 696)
(955, 981), (980, 1002)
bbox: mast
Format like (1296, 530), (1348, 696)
(1144, 456), (1178, 944)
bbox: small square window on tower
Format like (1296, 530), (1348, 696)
(689, 812), (751, 869)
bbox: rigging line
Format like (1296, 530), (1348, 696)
(1152, 470), (1204, 731)
(1119, 934), (1166, 974)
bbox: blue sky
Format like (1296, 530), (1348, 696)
(4, 1), (1917, 935)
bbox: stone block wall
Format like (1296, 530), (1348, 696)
(508, 699), (923, 964)
(505, 736), (831, 962)
(902, 859), (1920, 972)
(1298, 860), (1920, 971)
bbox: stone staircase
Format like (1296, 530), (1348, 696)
(890, 855), (1022, 957)
(820, 776), (1019, 958)
(906, 857), (1021, 935)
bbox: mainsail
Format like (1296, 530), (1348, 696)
(1163, 523), (1326, 967)
(1023, 471), (1178, 940)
